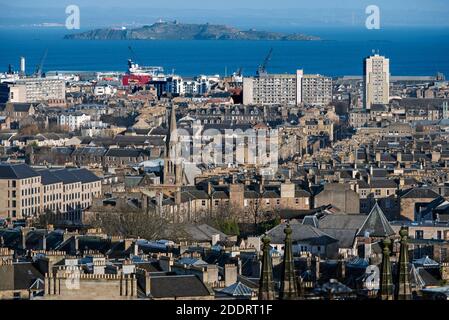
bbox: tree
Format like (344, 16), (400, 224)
(19, 123), (39, 135)
(86, 205), (176, 241)
(247, 194), (264, 228)
(199, 202), (241, 236)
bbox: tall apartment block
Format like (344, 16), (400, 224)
(0, 78), (66, 105)
(243, 70), (331, 106)
(364, 54), (390, 110)
(302, 74), (333, 106)
(243, 71), (303, 105)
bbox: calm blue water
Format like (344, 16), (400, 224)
(0, 27), (448, 77)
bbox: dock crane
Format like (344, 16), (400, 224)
(34, 49), (48, 78)
(256, 48), (273, 77)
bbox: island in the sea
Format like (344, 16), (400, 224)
(64, 21), (321, 41)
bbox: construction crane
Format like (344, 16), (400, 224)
(128, 46), (143, 63)
(236, 67), (243, 77)
(256, 48), (273, 77)
(34, 49), (48, 78)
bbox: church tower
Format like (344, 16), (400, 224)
(164, 104), (182, 185)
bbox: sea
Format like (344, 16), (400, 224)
(0, 26), (448, 78)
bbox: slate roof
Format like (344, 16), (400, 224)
(356, 203), (395, 238)
(399, 188), (441, 199)
(0, 262), (44, 291)
(71, 147), (107, 157)
(318, 214), (367, 249)
(148, 275), (212, 298)
(369, 179), (398, 189)
(105, 149), (143, 158)
(68, 168), (101, 183)
(50, 169), (81, 184)
(266, 222), (338, 246)
(36, 169), (63, 185)
(2, 103), (34, 113)
(180, 224), (228, 242)
(0, 163), (40, 180)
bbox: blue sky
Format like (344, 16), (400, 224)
(2, 0), (449, 28)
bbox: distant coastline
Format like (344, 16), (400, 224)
(64, 21), (321, 41)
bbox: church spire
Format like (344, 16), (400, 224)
(166, 104), (178, 152)
(164, 104), (182, 185)
(395, 227), (412, 300)
(379, 238), (394, 300)
(259, 236), (275, 300)
(280, 224), (298, 300)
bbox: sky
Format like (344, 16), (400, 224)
(1, 0), (449, 29)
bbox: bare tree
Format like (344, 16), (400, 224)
(197, 202), (241, 236)
(87, 204), (176, 241)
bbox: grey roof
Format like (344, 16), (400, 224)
(318, 214), (368, 248)
(181, 224), (228, 242)
(319, 214), (367, 230)
(124, 176), (144, 188)
(71, 147), (107, 156)
(68, 168), (101, 183)
(220, 282), (254, 297)
(0, 262), (44, 291)
(413, 256), (439, 268)
(7, 103), (34, 113)
(399, 188), (441, 199)
(0, 163), (40, 180)
(302, 215), (319, 228)
(369, 179), (397, 189)
(36, 169), (63, 185)
(177, 257), (208, 266)
(356, 203), (395, 238)
(148, 275), (212, 298)
(105, 148), (143, 158)
(50, 169), (80, 184)
(266, 222), (338, 246)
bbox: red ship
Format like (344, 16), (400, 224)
(122, 59), (164, 86)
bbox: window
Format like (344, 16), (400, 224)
(415, 230), (424, 240)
